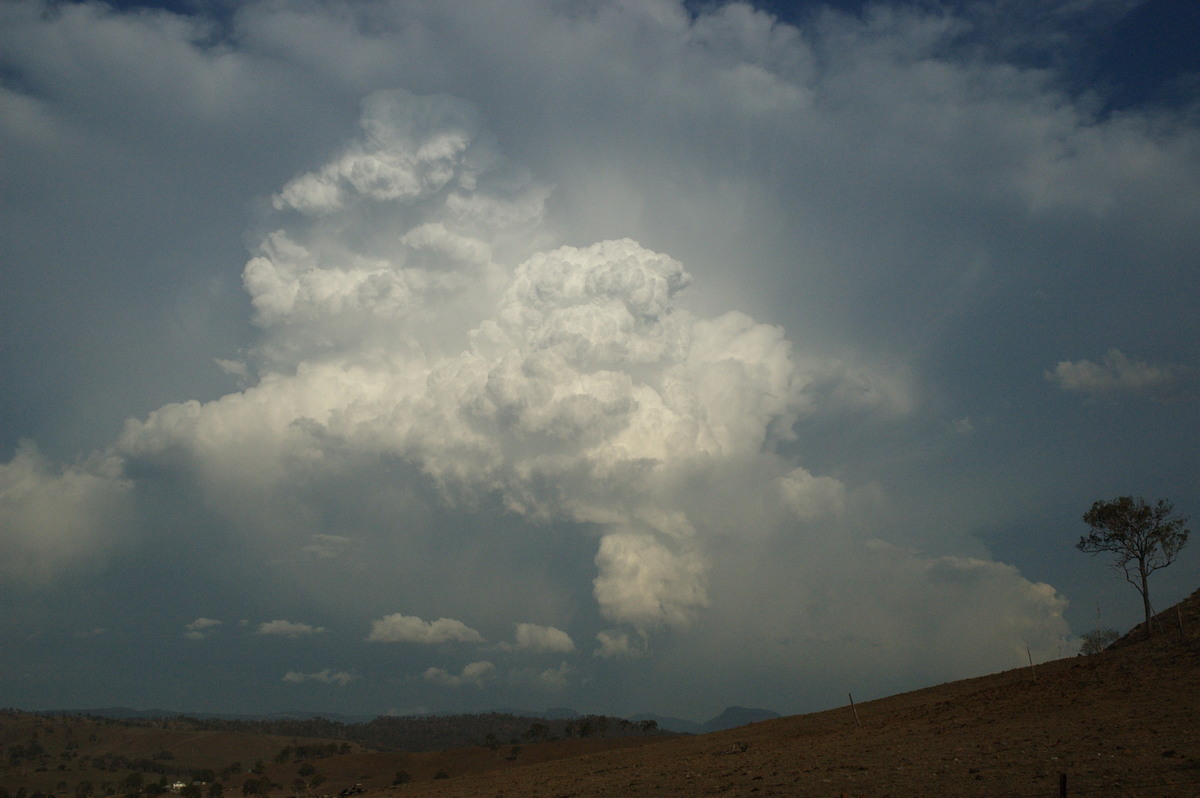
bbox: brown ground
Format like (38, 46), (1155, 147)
(375, 591), (1200, 797)
(4, 591), (1198, 797)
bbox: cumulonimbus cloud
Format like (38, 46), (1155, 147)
(0, 34), (1092, 706)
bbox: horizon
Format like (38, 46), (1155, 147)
(1, 0), (1198, 722)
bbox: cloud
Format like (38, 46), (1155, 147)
(301, 534), (353, 560)
(367, 613), (485, 645)
(593, 532), (708, 630)
(1047, 349), (1193, 399)
(0, 440), (133, 585)
(423, 660), (494, 688)
(258, 620), (326, 637)
(536, 661), (572, 692)
(502, 623), (575, 653)
(103, 89), (832, 639)
(272, 90), (485, 215)
(594, 629), (645, 659)
(183, 618), (222, 640)
(283, 669), (356, 686)
(1, 0), (1195, 721)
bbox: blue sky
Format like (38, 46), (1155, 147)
(1, 0), (1197, 722)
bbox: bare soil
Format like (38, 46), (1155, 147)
(4, 590), (1198, 797)
(375, 591), (1200, 797)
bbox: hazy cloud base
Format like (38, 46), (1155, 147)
(0, 0), (1197, 720)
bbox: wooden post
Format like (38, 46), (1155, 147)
(848, 693), (861, 727)
(1178, 605), (1186, 642)
(1059, 772), (1067, 797)
(1026, 647), (1037, 682)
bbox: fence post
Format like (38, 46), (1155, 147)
(848, 693), (861, 727)
(1059, 772), (1067, 797)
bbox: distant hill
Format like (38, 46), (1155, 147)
(53, 703), (779, 736)
(700, 705), (780, 732)
(627, 712), (703, 734)
(19, 588), (1200, 795)
(386, 586), (1200, 796)
(629, 706), (780, 734)
(47, 707), (379, 724)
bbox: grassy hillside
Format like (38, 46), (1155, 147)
(4, 588), (1199, 796)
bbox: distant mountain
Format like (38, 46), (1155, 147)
(47, 704), (779, 735)
(701, 706), (780, 732)
(491, 707), (581, 720)
(626, 706), (780, 734)
(627, 712), (703, 734)
(46, 707), (183, 720)
(48, 707), (378, 723)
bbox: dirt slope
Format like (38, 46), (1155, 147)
(4, 590), (1197, 797)
(383, 589), (1200, 797)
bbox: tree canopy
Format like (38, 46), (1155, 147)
(1078, 496), (1189, 637)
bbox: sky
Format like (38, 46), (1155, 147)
(1, 0), (1198, 723)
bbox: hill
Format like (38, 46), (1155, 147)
(393, 587), (1200, 796)
(3, 588), (1199, 796)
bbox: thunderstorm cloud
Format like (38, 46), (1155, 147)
(0, 0), (1196, 720)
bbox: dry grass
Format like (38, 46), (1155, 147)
(5, 590), (1199, 797)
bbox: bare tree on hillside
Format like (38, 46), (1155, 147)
(1078, 496), (1190, 638)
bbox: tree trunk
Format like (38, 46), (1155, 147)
(1140, 562), (1152, 639)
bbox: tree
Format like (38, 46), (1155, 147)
(1078, 496), (1190, 637)
(1078, 627), (1119, 655)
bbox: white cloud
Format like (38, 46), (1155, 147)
(1047, 349), (1192, 399)
(258, 620), (326, 637)
(302, 534), (353, 560)
(503, 623), (575, 653)
(367, 613), (484, 645)
(775, 467), (846, 523)
(423, 660), (494, 688)
(272, 90), (484, 215)
(1, 0), (1195, 720)
(594, 629), (645, 660)
(593, 532), (708, 630)
(183, 618), (222, 640)
(283, 669), (356, 686)
(0, 440), (133, 586)
(536, 661), (572, 692)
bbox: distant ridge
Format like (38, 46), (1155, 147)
(627, 706), (779, 734)
(44, 704), (778, 734)
(45, 707), (378, 724)
(700, 705), (781, 732)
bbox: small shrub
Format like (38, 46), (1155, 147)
(1079, 627), (1119, 655)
